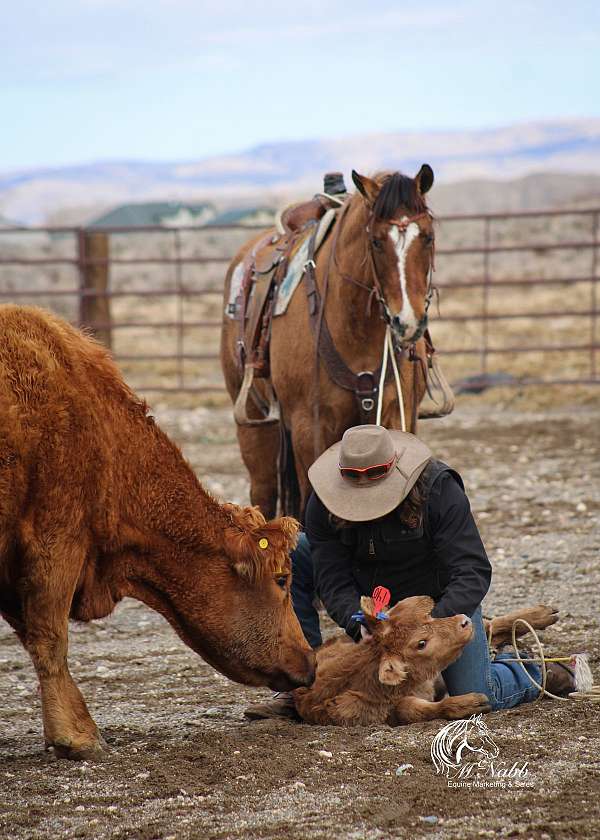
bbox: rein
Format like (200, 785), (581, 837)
(303, 198), (435, 457)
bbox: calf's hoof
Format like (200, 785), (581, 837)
(527, 604), (559, 629)
(442, 692), (491, 719)
(49, 734), (107, 761)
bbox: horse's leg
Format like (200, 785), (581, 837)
(19, 534), (104, 759)
(235, 423), (280, 519)
(287, 413), (322, 517)
(485, 605), (560, 648)
(391, 693), (491, 724)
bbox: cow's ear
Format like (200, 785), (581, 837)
(266, 515), (299, 554)
(352, 170), (379, 206)
(226, 532), (260, 581)
(415, 163), (434, 195)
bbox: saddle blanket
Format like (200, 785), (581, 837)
(225, 208), (338, 319)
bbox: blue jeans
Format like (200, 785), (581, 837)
(291, 533), (542, 711)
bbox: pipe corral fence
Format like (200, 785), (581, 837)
(0, 207), (598, 396)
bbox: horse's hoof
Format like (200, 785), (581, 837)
(50, 735), (107, 761)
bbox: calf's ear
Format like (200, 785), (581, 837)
(378, 655), (408, 685)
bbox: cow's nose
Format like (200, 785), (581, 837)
(460, 615), (472, 628)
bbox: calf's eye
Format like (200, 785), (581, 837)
(417, 640), (427, 650)
(276, 576), (287, 589)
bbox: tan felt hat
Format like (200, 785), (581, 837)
(308, 425), (432, 522)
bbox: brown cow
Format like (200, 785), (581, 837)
(0, 305), (314, 759)
(293, 596), (558, 726)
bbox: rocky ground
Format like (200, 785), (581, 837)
(1, 398), (599, 840)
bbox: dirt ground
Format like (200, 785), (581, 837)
(1, 397), (600, 840)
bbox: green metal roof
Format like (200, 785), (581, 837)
(89, 201), (215, 227)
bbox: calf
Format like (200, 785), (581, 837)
(0, 305), (314, 759)
(293, 596), (558, 726)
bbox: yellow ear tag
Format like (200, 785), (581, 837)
(258, 538), (269, 550)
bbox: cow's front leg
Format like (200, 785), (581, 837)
(21, 544), (105, 759)
(391, 692), (490, 724)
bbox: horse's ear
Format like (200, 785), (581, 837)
(351, 170), (379, 206)
(415, 164), (434, 195)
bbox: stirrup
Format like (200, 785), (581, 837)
(233, 364), (280, 426)
(418, 353), (455, 419)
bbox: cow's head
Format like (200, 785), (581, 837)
(359, 595), (473, 686)
(192, 504), (315, 692)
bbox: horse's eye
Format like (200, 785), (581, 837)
(417, 640), (427, 650)
(371, 238), (384, 251)
(422, 233), (434, 246)
(275, 576), (287, 589)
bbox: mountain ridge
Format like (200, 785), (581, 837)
(3, 119), (600, 224)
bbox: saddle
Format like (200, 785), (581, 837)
(233, 193), (343, 426)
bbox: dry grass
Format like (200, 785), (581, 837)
(1, 210), (598, 401)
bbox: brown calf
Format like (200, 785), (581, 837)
(0, 305), (314, 759)
(293, 597), (558, 726)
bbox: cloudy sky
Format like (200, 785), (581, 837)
(2, 0), (599, 170)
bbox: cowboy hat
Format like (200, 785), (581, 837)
(308, 425), (432, 522)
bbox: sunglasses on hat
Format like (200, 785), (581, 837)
(338, 453), (397, 482)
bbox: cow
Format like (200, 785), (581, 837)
(0, 305), (315, 759)
(293, 596), (558, 726)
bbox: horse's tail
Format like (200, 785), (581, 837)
(278, 424), (302, 521)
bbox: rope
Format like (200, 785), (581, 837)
(489, 618), (600, 703)
(375, 325), (406, 431)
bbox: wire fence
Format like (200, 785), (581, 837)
(0, 206), (598, 395)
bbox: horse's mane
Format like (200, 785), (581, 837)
(371, 171), (428, 221)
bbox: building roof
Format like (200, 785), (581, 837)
(89, 201), (216, 228)
(207, 206), (275, 226)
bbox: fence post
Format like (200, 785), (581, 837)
(78, 229), (112, 349)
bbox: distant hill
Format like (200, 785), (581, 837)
(2, 119), (600, 224)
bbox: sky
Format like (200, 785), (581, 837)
(2, 0), (599, 171)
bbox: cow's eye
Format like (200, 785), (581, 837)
(275, 576), (288, 589)
(417, 639), (427, 650)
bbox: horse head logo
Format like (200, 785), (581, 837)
(431, 713), (500, 778)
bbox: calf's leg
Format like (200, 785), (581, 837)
(392, 693), (490, 724)
(20, 541), (104, 760)
(485, 604), (559, 648)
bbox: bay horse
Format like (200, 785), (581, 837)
(221, 166), (438, 520)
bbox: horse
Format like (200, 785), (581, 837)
(221, 166), (441, 519)
(431, 713), (500, 778)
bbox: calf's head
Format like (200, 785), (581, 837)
(360, 595), (473, 686)
(196, 504), (315, 692)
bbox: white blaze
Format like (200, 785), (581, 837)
(388, 221), (420, 336)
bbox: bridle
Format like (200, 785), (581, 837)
(366, 209), (436, 344)
(302, 196), (438, 456)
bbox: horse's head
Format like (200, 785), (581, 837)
(351, 166), (435, 344)
(463, 713), (500, 761)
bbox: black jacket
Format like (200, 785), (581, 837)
(305, 460), (492, 641)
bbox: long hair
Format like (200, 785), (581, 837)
(328, 459), (431, 531)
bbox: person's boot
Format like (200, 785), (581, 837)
(544, 662), (576, 697)
(244, 692), (300, 721)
